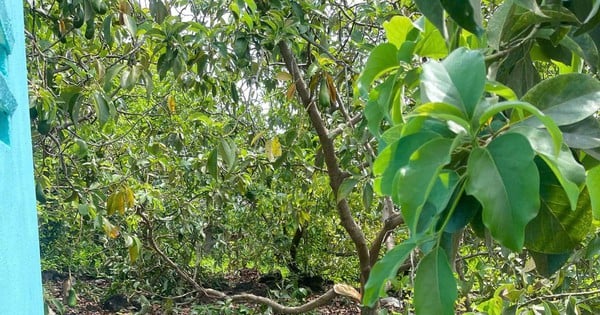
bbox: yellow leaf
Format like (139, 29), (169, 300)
(115, 191), (126, 215)
(271, 137), (282, 158)
(102, 217), (120, 239)
(124, 186), (135, 208)
(286, 83), (296, 100)
(325, 73), (337, 104)
(106, 193), (116, 215)
(276, 71), (292, 81)
(167, 95), (176, 114)
(265, 137), (282, 162)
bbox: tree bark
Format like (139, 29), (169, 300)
(277, 40), (376, 314)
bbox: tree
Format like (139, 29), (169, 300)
(361, 1), (600, 314)
(26, 0), (600, 314)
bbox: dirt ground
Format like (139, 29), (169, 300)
(41, 269), (385, 314)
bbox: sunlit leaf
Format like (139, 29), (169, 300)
(587, 165), (600, 220)
(383, 16), (414, 48)
(357, 43), (399, 97)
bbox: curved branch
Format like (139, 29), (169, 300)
(138, 207), (344, 313)
(229, 289), (337, 314)
(369, 213), (404, 266)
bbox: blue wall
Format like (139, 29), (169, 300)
(0, 0), (44, 313)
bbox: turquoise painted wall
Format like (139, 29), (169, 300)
(0, 0), (44, 313)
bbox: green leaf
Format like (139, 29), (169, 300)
(487, 0), (516, 51)
(102, 14), (113, 47)
(414, 247), (457, 315)
(357, 44), (399, 97)
(362, 182), (373, 210)
(440, 0), (484, 37)
(93, 91), (111, 126)
(103, 63), (126, 92)
(414, 0), (447, 39)
(511, 126), (585, 210)
(122, 13), (138, 37)
(337, 177), (358, 203)
(421, 48), (485, 118)
(479, 101), (563, 155)
(521, 73), (600, 127)
(410, 102), (471, 132)
(525, 160), (591, 253)
(219, 139), (236, 171)
(444, 194), (481, 233)
(207, 149), (218, 180)
(587, 165), (600, 220)
(395, 138), (454, 233)
(373, 132), (441, 196)
(529, 250), (571, 277)
(414, 18), (449, 58)
(513, 0), (546, 17)
(417, 170), (461, 234)
(466, 133), (540, 251)
(511, 7), (580, 35)
(383, 16), (414, 48)
(560, 116), (600, 149)
(363, 240), (417, 307)
(485, 81), (518, 101)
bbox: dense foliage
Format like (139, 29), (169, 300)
(26, 0), (600, 314)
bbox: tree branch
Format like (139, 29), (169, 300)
(138, 206), (343, 313)
(368, 213), (404, 266)
(277, 40), (372, 287)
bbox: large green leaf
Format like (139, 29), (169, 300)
(440, 0), (484, 37)
(466, 133), (540, 251)
(586, 165), (600, 219)
(383, 16), (415, 48)
(560, 116), (600, 149)
(414, 0), (447, 39)
(421, 48), (485, 118)
(487, 0), (516, 51)
(525, 160), (592, 254)
(357, 43), (399, 97)
(414, 17), (449, 58)
(363, 240), (417, 307)
(522, 73), (600, 127)
(373, 132), (441, 196)
(415, 170), (461, 235)
(364, 75), (401, 138)
(414, 247), (457, 315)
(511, 126), (586, 210)
(395, 138), (455, 233)
(442, 48), (486, 117)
